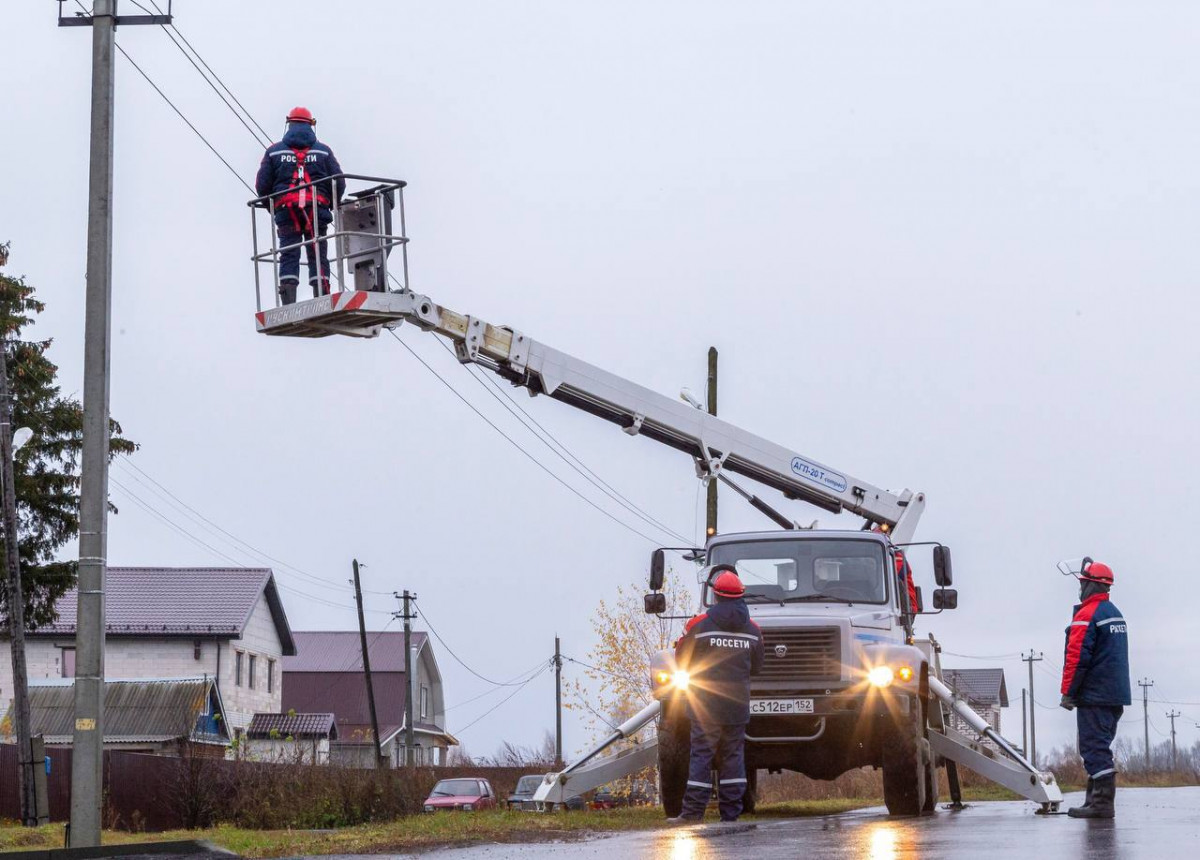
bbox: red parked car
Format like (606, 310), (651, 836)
(423, 778), (498, 812)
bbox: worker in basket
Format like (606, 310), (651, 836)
(1059, 558), (1130, 819)
(255, 106), (345, 305)
(671, 567), (764, 823)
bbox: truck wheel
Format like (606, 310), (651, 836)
(882, 701), (927, 816)
(922, 751), (939, 814)
(741, 768), (758, 814)
(658, 716), (690, 818)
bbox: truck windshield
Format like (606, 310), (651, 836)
(708, 539), (888, 605)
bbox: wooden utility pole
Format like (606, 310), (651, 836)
(705, 347), (718, 537)
(554, 635), (563, 769)
(1022, 651), (1043, 768)
(0, 324), (35, 826)
(353, 560), (387, 768)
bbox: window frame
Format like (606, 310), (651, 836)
(248, 654), (257, 690)
(267, 658), (275, 694)
(235, 651), (244, 687)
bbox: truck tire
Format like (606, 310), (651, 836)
(922, 752), (939, 814)
(882, 700), (927, 816)
(658, 716), (690, 818)
(741, 768), (758, 815)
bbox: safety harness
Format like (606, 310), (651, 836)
(277, 146), (329, 235)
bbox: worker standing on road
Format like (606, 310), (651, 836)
(255, 107), (345, 305)
(672, 566), (764, 823)
(1059, 558), (1130, 819)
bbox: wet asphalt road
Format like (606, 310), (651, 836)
(318, 786), (1199, 860)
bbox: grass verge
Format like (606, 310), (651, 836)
(0, 800), (872, 857)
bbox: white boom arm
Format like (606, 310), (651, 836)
(257, 290), (925, 540)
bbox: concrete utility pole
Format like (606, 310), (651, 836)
(1138, 679), (1154, 769)
(554, 635), (563, 769)
(1022, 651), (1043, 768)
(705, 347), (718, 537)
(60, 2), (171, 846)
(1166, 710), (1181, 771)
(1021, 688), (1028, 757)
(353, 561), (386, 769)
(0, 331), (34, 826)
(397, 590), (418, 766)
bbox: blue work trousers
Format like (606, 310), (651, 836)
(681, 722), (747, 821)
(1078, 705), (1123, 778)
(276, 209), (331, 289)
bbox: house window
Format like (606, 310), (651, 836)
(267, 659), (275, 694)
(235, 651), (243, 686)
(420, 685), (429, 720)
(194, 639), (202, 660)
(60, 647), (76, 678)
(248, 654), (257, 690)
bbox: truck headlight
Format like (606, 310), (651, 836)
(655, 670), (672, 686)
(868, 666), (894, 688)
(673, 670), (690, 690)
(897, 665), (914, 683)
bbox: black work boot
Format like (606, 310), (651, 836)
(1068, 774), (1114, 818)
(1068, 778), (1095, 816)
(279, 281), (298, 305)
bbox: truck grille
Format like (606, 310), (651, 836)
(757, 627), (841, 683)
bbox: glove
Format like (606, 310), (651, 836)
(1059, 695), (1076, 711)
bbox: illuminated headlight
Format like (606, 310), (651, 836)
(655, 670), (672, 686)
(461, 803), (474, 811)
(424, 805), (434, 812)
(868, 666), (895, 688)
(897, 665), (914, 683)
(673, 670), (691, 690)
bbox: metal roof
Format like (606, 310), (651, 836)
(247, 712), (338, 740)
(17, 678), (229, 744)
(284, 631), (428, 673)
(23, 567), (296, 656)
(943, 668), (1009, 707)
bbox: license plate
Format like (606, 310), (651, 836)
(750, 698), (814, 715)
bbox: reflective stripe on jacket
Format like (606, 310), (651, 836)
(675, 598), (764, 725)
(1061, 594), (1131, 706)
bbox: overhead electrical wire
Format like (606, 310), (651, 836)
(418, 605), (546, 687)
(454, 664), (551, 735)
(446, 341), (692, 545)
(389, 329), (661, 545)
(445, 658), (553, 712)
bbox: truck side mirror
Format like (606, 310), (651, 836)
(933, 545), (953, 587)
(644, 592), (667, 614)
(932, 588), (958, 610)
(913, 586), (924, 613)
(649, 549), (666, 591)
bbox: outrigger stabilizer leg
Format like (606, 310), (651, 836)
(531, 701), (662, 809)
(926, 676), (1064, 814)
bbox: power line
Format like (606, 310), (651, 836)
(446, 342), (691, 544)
(454, 664), (550, 736)
(388, 329), (661, 544)
(445, 658), (553, 712)
(418, 605), (543, 687)
(112, 41), (253, 193)
(562, 655), (640, 686)
(941, 651), (1021, 660)
(129, 0), (270, 148)
(141, 0), (273, 145)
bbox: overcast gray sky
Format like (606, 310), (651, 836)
(4, 1), (1198, 760)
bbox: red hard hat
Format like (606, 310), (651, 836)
(712, 569), (745, 599)
(1081, 560), (1114, 586)
(286, 106), (315, 125)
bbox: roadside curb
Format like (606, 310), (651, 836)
(1, 840), (237, 860)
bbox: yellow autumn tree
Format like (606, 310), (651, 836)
(565, 566), (695, 797)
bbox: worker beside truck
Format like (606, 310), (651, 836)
(671, 568), (764, 823)
(1059, 558), (1130, 820)
(254, 106), (345, 305)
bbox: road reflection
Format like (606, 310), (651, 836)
(667, 830), (699, 860)
(866, 823), (899, 860)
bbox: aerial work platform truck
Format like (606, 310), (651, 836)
(250, 177), (1063, 815)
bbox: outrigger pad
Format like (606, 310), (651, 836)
(255, 291), (410, 339)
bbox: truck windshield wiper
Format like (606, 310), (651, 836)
(784, 594), (857, 604)
(743, 593), (782, 604)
